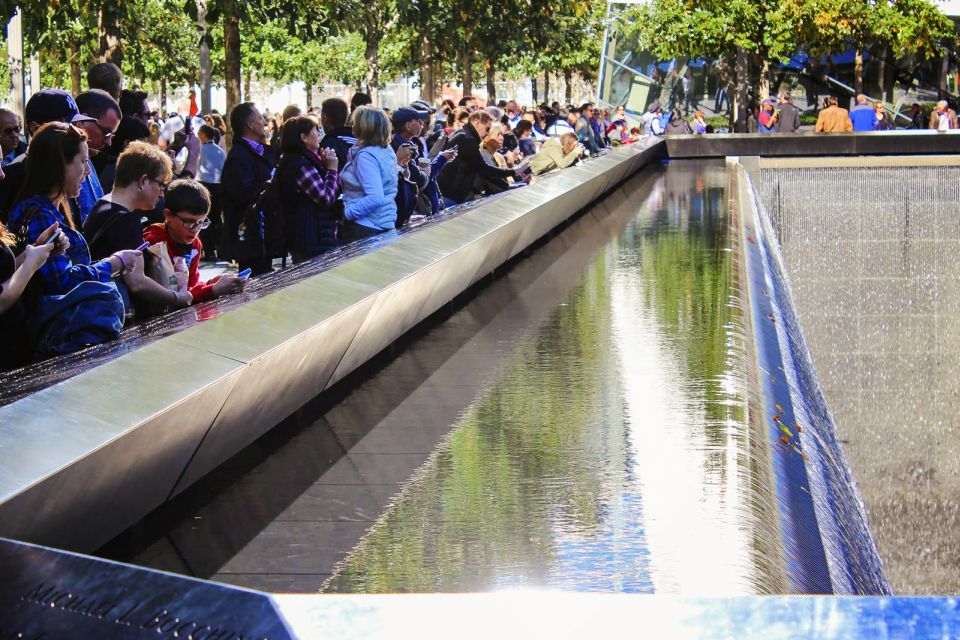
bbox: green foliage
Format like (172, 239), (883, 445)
(12, 0), (614, 103)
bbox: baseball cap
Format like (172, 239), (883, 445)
(409, 99), (437, 115)
(393, 107), (429, 126)
(25, 89), (98, 126)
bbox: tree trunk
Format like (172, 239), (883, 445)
(564, 68), (572, 103)
(160, 77), (167, 115)
(223, 8), (242, 127)
(420, 36), (435, 104)
(97, 2), (122, 66)
(877, 47), (886, 101)
(759, 58), (770, 101)
(854, 48), (864, 95)
(198, 1), (212, 115)
(485, 59), (496, 104)
(735, 47), (749, 133)
(531, 75), (538, 104)
(543, 67), (550, 103)
(939, 53), (949, 95)
(461, 50), (473, 97)
(364, 32), (380, 105)
(305, 79), (313, 110)
(69, 42), (82, 95)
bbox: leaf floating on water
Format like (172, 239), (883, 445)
(775, 403), (784, 414)
(779, 424), (795, 438)
(793, 422), (802, 433)
(780, 435), (790, 444)
(747, 235), (756, 244)
(773, 414), (781, 423)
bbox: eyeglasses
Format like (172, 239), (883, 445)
(97, 123), (115, 140)
(0, 126), (21, 135)
(149, 177), (169, 190)
(174, 214), (211, 230)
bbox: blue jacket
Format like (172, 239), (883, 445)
(850, 103), (877, 132)
(341, 145), (398, 231)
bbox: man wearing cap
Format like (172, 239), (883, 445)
(408, 100), (456, 215)
(391, 107), (431, 226)
(0, 89), (98, 223)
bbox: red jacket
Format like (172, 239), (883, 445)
(143, 223), (217, 303)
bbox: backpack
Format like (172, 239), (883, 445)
(245, 173), (286, 259)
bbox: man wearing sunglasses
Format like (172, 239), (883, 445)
(0, 109), (25, 167)
(73, 90), (121, 225)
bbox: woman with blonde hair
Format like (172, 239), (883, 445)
(340, 106), (399, 241)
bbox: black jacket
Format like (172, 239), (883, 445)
(277, 152), (340, 257)
(319, 126), (356, 173)
(436, 123), (515, 204)
(220, 138), (277, 262)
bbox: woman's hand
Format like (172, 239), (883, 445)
(21, 242), (54, 274)
(322, 147), (338, 171)
(34, 221), (70, 255)
(440, 148), (457, 162)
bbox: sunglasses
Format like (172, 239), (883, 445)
(1, 126), (21, 135)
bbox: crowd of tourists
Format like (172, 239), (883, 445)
(0, 63), (648, 371)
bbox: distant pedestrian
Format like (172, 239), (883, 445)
(907, 104), (925, 129)
(758, 102), (777, 134)
(849, 94), (877, 132)
(874, 103), (895, 131)
(641, 101), (665, 136)
(814, 96), (852, 133)
(777, 92), (800, 133)
(665, 108), (692, 135)
(929, 100), (958, 131)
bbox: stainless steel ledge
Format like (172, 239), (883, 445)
(0, 141), (663, 552)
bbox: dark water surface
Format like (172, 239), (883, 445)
(103, 160), (772, 594)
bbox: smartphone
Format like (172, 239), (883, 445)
(44, 229), (62, 245)
(237, 268), (252, 279)
(136, 241), (150, 251)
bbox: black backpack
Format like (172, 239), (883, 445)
(245, 174), (286, 259)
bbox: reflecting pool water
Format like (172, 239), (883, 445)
(323, 161), (783, 594)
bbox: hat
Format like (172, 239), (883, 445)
(393, 107), (429, 126)
(409, 99), (436, 115)
(25, 89), (97, 126)
(648, 101), (661, 113)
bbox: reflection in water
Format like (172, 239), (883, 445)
(324, 162), (781, 594)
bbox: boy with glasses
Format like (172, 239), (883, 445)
(143, 179), (246, 304)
